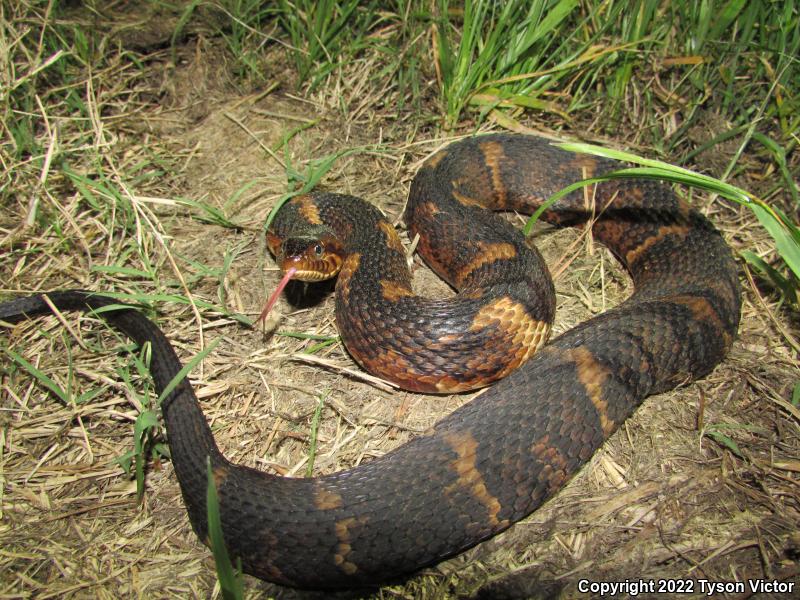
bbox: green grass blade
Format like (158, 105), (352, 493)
(84, 294), (252, 327)
(750, 203), (800, 282)
(156, 338), (221, 407)
(709, 0), (748, 40)
(555, 141), (800, 281)
(3, 348), (69, 403)
(91, 264), (156, 278)
(205, 459), (245, 600)
(704, 429), (743, 458)
(740, 250), (797, 306)
(264, 144), (386, 231)
(751, 132), (799, 206)
(175, 197), (242, 229)
(132, 409), (160, 501)
(171, 0), (203, 62)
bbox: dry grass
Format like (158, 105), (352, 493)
(1, 3), (799, 599)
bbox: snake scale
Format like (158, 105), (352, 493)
(0, 134), (741, 590)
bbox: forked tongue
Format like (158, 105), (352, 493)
(257, 266), (297, 324)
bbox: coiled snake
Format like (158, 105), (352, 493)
(0, 134), (741, 589)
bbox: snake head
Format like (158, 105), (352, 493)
(259, 229), (345, 325)
(272, 230), (345, 282)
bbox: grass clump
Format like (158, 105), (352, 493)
(277, 0), (382, 88)
(427, 0), (799, 303)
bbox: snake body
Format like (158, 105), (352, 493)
(0, 134), (741, 590)
(267, 168), (556, 393)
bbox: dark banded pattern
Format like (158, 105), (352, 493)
(268, 182), (556, 394)
(0, 134), (741, 590)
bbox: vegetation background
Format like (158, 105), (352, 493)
(1, 0), (798, 598)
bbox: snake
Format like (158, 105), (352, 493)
(0, 134), (741, 590)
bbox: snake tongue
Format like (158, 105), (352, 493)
(258, 266), (297, 325)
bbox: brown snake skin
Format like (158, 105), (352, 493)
(0, 134), (741, 590)
(267, 142), (557, 393)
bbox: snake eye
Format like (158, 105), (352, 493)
(313, 243), (324, 257)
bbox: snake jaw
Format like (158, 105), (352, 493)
(280, 255), (340, 282)
(278, 232), (345, 282)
